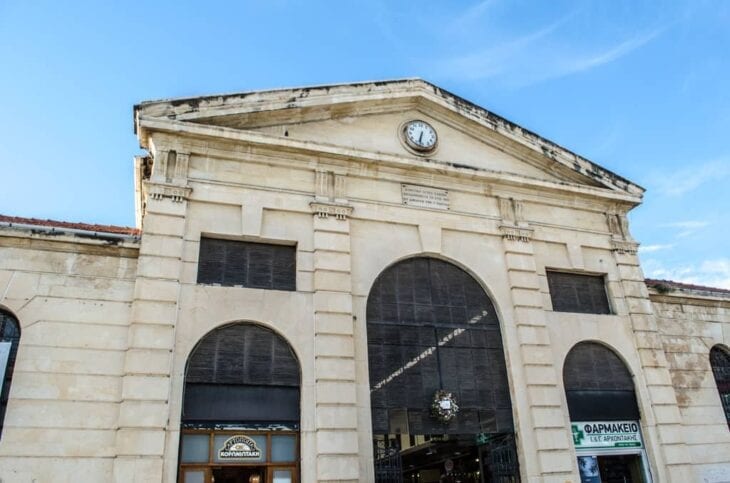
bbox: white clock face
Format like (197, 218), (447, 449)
(404, 120), (437, 151)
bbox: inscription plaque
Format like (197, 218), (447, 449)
(401, 184), (449, 210)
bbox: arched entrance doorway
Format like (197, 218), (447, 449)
(367, 257), (519, 483)
(178, 323), (300, 483)
(563, 342), (651, 483)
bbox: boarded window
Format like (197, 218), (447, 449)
(710, 345), (730, 427)
(367, 257), (514, 435)
(197, 237), (296, 291)
(0, 311), (20, 439)
(547, 271), (610, 314)
(183, 323), (300, 425)
(563, 342), (639, 421)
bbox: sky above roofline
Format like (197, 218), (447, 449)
(1, 0), (728, 287)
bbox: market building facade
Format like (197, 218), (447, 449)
(0, 79), (728, 483)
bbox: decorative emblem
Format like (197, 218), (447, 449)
(218, 435), (262, 459)
(431, 390), (459, 423)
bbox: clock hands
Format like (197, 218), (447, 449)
(404, 120), (436, 152)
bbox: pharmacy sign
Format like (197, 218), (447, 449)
(571, 421), (643, 450)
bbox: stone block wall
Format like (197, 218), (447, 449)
(0, 229), (139, 482)
(651, 288), (730, 483)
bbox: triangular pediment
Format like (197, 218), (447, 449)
(135, 79), (643, 197)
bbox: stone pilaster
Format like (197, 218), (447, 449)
(503, 237), (576, 482)
(311, 172), (359, 482)
(113, 152), (189, 482)
(614, 250), (692, 482)
(498, 197), (575, 481)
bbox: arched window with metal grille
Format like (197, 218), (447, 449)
(710, 345), (730, 428)
(366, 257), (519, 482)
(563, 342), (639, 421)
(0, 310), (21, 439)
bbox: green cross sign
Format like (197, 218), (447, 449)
(572, 424), (585, 445)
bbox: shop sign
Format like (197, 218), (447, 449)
(218, 435), (262, 459)
(571, 421), (643, 450)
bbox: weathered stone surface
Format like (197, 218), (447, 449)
(1, 80), (728, 483)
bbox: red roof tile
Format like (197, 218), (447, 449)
(0, 214), (140, 236)
(645, 278), (730, 295)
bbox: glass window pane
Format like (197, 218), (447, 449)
(183, 470), (205, 483)
(213, 434), (266, 463)
(272, 435), (297, 462)
(181, 434), (209, 463)
(273, 469), (292, 483)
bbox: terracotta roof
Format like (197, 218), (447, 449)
(645, 278), (730, 296)
(0, 214), (140, 236)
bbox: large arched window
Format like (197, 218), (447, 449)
(710, 345), (730, 428)
(563, 342), (639, 421)
(0, 310), (20, 439)
(179, 323), (300, 483)
(367, 257), (518, 482)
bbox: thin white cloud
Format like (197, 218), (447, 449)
(558, 29), (663, 75)
(659, 220), (710, 238)
(639, 244), (674, 253)
(643, 258), (730, 290)
(439, 16), (569, 81)
(446, 0), (498, 32)
(660, 220), (710, 230)
(653, 159), (730, 196)
(434, 17), (664, 87)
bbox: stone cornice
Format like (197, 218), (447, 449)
(0, 229), (140, 258)
(135, 79), (643, 197)
(137, 117), (643, 206)
(648, 290), (730, 307)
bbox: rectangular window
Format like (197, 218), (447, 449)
(197, 237), (296, 291)
(546, 271), (611, 314)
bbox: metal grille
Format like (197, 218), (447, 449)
(367, 257), (514, 435)
(546, 271), (611, 314)
(197, 237), (296, 290)
(563, 342), (639, 421)
(183, 323), (300, 424)
(374, 438), (403, 483)
(710, 345), (730, 427)
(0, 311), (20, 439)
(487, 433), (521, 483)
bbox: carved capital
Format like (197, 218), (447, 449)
(611, 238), (639, 255)
(310, 201), (353, 220)
(315, 170), (347, 203)
(144, 181), (192, 203)
(499, 224), (533, 242)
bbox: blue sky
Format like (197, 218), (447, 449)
(1, 1), (728, 287)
